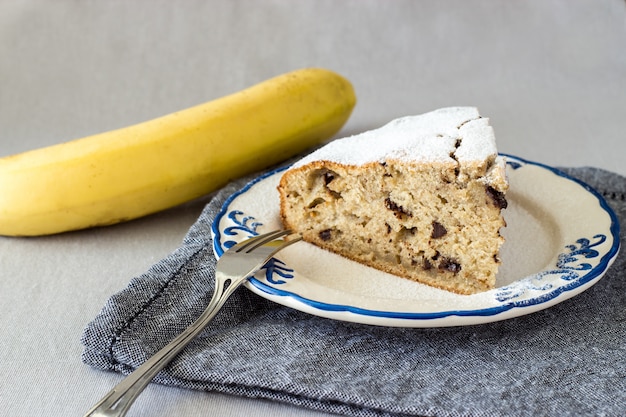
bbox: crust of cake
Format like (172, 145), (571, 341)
(278, 157), (507, 295)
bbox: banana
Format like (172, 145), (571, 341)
(0, 68), (356, 236)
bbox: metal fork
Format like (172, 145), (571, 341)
(84, 229), (301, 417)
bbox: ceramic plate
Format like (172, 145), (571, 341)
(211, 155), (620, 327)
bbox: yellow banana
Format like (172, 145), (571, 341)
(0, 68), (356, 236)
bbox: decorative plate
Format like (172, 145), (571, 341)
(211, 155), (620, 327)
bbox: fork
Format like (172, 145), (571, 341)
(84, 229), (301, 417)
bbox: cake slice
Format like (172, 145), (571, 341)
(277, 107), (508, 295)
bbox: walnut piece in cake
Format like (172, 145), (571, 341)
(277, 107), (508, 295)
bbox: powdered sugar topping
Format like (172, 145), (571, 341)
(292, 107), (497, 168)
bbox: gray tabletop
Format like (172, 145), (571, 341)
(1, 1), (625, 416)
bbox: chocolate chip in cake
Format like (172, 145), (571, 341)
(319, 229), (332, 241)
(431, 221), (447, 239)
(423, 259), (433, 270)
(486, 186), (508, 209)
(380, 162), (394, 177)
(318, 170), (342, 199)
(323, 171), (336, 185)
(439, 257), (462, 273)
(384, 198), (412, 218)
(448, 139), (462, 178)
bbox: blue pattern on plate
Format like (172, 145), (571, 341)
(220, 208), (297, 284)
(264, 258), (296, 285)
(222, 210), (262, 249)
(495, 234), (607, 302)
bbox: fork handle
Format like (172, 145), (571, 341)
(84, 270), (245, 417)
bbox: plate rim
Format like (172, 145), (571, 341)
(211, 154), (621, 324)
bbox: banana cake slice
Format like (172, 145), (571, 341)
(277, 107), (508, 295)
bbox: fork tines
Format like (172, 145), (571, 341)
(236, 229), (295, 253)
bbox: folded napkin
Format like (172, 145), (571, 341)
(82, 166), (625, 417)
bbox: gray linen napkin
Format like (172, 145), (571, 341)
(82, 166), (625, 417)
